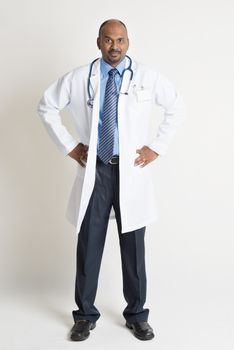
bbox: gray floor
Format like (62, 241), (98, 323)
(1, 285), (233, 350)
(0, 289), (157, 350)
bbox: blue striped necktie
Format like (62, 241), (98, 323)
(98, 68), (118, 164)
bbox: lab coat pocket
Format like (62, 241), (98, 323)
(135, 88), (152, 102)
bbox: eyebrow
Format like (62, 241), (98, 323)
(103, 36), (125, 39)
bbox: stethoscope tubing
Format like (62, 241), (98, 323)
(87, 55), (133, 108)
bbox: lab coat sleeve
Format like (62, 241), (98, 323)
(37, 71), (79, 156)
(147, 72), (185, 156)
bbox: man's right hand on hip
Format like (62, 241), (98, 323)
(68, 143), (89, 167)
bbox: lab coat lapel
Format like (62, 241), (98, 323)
(75, 58), (101, 232)
(89, 58), (101, 100)
(120, 57), (137, 94)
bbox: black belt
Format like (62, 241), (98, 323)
(108, 155), (119, 164)
(97, 155), (119, 165)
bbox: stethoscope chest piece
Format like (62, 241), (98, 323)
(87, 99), (94, 108)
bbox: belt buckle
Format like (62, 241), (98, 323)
(109, 156), (119, 164)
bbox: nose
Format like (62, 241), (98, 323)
(111, 41), (118, 50)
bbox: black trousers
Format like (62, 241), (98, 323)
(72, 155), (149, 324)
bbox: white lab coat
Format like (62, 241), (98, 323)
(37, 57), (184, 235)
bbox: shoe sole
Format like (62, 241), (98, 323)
(126, 322), (155, 341)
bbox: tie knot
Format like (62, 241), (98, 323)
(108, 68), (118, 78)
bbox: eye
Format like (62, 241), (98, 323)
(118, 38), (124, 43)
(104, 38), (112, 44)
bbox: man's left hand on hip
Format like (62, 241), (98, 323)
(134, 146), (159, 167)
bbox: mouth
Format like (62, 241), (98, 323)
(109, 51), (121, 58)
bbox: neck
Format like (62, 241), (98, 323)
(102, 56), (126, 68)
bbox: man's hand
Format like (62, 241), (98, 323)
(68, 143), (89, 167)
(134, 146), (159, 167)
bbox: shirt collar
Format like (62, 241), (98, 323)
(100, 57), (126, 78)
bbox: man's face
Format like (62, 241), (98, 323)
(97, 22), (129, 67)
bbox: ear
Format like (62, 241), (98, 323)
(97, 37), (100, 50)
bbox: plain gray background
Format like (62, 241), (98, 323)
(1, 0), (234, 349)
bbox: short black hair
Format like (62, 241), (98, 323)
(98, 19), (127, 37)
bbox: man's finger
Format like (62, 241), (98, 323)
(135, 158), (145, 166)
(77, 156), (86, 167)
(134, 157), (141, 165)
(77, 161), (85, 167)
(140, 160), (148, 167)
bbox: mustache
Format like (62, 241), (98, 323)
(108, 50), (121, 54)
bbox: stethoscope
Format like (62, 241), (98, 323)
(87, 55), (134, 108)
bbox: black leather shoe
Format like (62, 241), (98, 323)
(70, 320), (96, 341)
(126, 321), (155, 340)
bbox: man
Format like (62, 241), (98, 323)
(37, 19), (184, 341)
